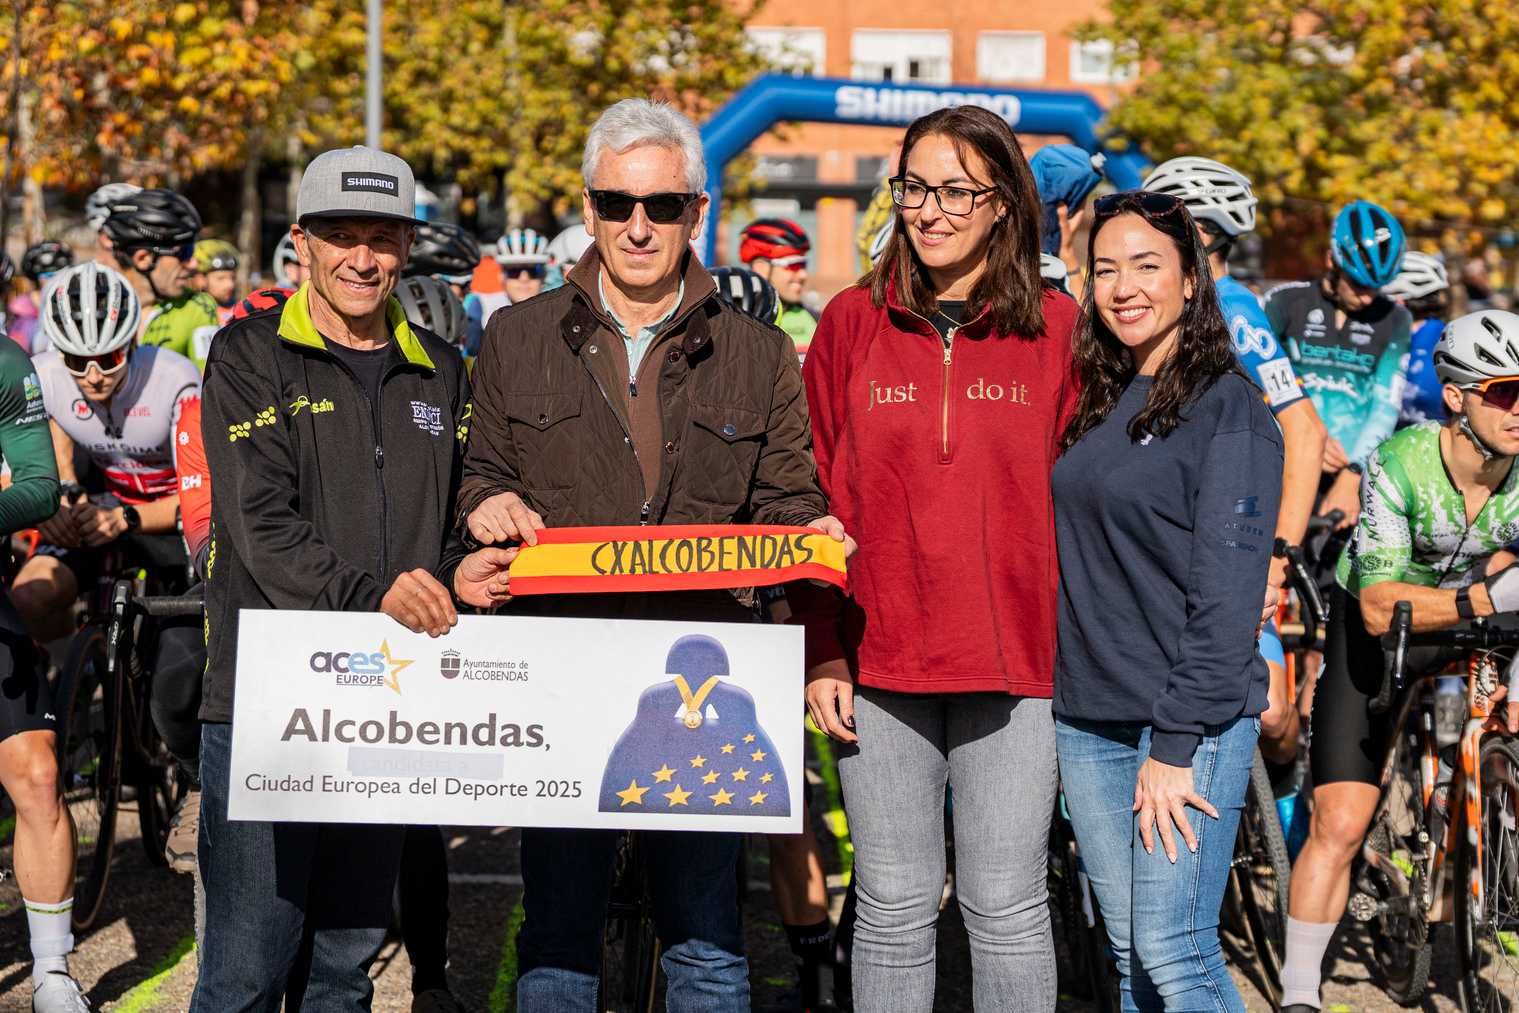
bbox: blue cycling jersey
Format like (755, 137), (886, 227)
(1217, 275), (1306, 415)
(1398, 318), (1446, 429)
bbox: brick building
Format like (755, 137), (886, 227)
(723, 0), (1126, 299)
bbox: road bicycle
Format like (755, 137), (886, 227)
(54, 577), (201, 930)
(1350, 602), (1519, 1010)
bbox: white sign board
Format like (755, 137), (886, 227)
(228, 610), (804, 833)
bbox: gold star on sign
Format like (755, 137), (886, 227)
(731, 767), (750, 782)
(743, 734), (756, 744)
(748, 791), (768, 806)
(702, 770), (720, 785)
(721, 743), (735, 754)
(664, 784), (692, 807)
(709, 788), (734, 806)
(761, 772), (774, 784)
(615, 779), (648, 807)
(690, 755), (706, 768)
(652, 764), (675, 783)
(751, 749), (767, 762)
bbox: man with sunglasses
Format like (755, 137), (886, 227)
(1280, 309), (1519, 1013)
(102, 188), (220, 370)
(12, 263), (200, 644)
(738, 217), (819, 352)
(455, 97), (846, 1013)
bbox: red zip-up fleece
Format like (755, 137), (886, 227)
(797, 280), (1079, 697)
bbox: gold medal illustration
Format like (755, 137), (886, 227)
(674, 674), (721, 731)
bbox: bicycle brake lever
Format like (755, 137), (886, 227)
(1374, 600), (1412, 714)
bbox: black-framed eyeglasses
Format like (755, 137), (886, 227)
(1093, 190), (1187, 222)
(888, 177), (998, 217)
(588, 190), (699, 224)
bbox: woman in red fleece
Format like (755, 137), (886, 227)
(801, 106), (1079, 1011)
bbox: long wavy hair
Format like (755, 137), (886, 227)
(1061, 192), (1249, 450)
(862, 105), (1047, 338)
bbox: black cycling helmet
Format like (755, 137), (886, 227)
(21, 240), (75, 282)
(710, 266), (779, 325)
(101, 188), (202, 255)
(404, 221), (481, 283)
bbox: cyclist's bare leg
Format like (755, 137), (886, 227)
(10, 556), (78, 644)
(0, 730), (75, 902)
(1297, 650), (1323, 724)
(1260, 658), (1300, 765)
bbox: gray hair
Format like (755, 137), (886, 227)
(582, 99), (706, 192)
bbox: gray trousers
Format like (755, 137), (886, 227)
(837, 687), (1058, 1012)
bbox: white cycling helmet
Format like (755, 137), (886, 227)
(545, 225), (593, 267)
(1039, 253), (1071, 292)
(1142, 156), (1258, 237)
(395, 275), (467, 347)
(41, 263), (142, 357)
(85, 182), (142, 233)
(1382, 250), (1450, 303)
(271, 232), (300, 285)
(867, 219), (895, 267)
(1434, 310), (1519, 386)
(497, 227), (550, 266)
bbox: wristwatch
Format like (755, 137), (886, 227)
(121, 505), (142, 534)
(1456, 585), (1476, 619)
(1272, 537), (1291, 559)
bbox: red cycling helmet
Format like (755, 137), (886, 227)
(230, 286), (296, 321)
(738, 218), (810, 264)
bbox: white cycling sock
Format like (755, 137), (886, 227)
(26, 897), (73, 987)
(1280, 916), (1337, 1008)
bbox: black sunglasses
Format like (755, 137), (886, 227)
(504, 265), (546, 281)
(1093, 190), (1187, 221)
(588, 190), (699, 224)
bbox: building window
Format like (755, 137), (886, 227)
(1069, 39), (1137, 84)
(746, 26), (827, 77)
(850, 29), (952, 85)
(977, 31), (1045, 83)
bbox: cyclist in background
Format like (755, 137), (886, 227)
(1143, 157), (1329, 766)
(495, 226), (550, 304)
(544, 223), (593, 291)
(1266, 200), (1411, 533)
(396, 275), (468, 353)
(0, 322), (89, 1012)
(192, 239), (242, 325)
(10, 263), (199, 643)
(270, 231), (307, 290)
(14, 241), (76, 355)
(1279, 309), (1519, 1013)
(404, 222), (481, 353)
(1029, 142), (1105, 282)
(1385, 251), (1453, 429)
(739, 218), (818, 352)
(100, 188), (219, 371)
(85, 181), (141, 269)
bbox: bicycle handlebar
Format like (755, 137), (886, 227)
(1284, 544), (1328, 644)
(1374, 599), (1519, 713)
(136, 595), (206, 618)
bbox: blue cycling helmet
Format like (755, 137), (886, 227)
(1330, 200), (1406, 289)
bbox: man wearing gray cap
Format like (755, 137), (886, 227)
(192, 146), (514, 1011)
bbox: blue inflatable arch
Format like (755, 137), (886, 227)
(699, 73), (1147, 262)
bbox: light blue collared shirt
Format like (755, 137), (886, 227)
(598, 270), (684, 380)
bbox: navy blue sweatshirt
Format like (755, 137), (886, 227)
(1052, 371), (1283, 766)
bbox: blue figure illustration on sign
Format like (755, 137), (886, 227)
(598, 634), (790, 817)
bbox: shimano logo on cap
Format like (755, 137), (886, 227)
(341, 173), (399, 194)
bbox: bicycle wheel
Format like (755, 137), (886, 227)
(53, 624), (119, 932)
(1229, 750), (1290, 1002)
(1456, 736), (1519, 1013)
(132, 697), (181, 866)
(599, 835), (661, 1013)
(1352, 718), (1433, 1005)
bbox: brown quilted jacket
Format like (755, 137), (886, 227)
(454, 249), (827, 621)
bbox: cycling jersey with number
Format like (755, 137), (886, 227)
(1265, 280), (1410, 464)
(1217, 275), (1306, 416)
(33, 344), (201, 504)
(141, 291), (219, 371)
(1337, 420), (1519, 595)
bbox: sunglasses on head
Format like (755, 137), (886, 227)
(1465, 376), (1519, 412)
(504, 265), (546, 281)
(588, 190), (698, 224)
(1093, 190), (1188, 221)
(61, 346), (129, 378)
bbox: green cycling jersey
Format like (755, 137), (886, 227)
(0, 338), (60, 535)
(1338, 420), (1519, 596)
(141, 290), (219, 370)
(776, 303), (818, 350)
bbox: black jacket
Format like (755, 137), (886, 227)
(199, 285), (471, 722)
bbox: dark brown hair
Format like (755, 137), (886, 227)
(862, 106), (1047, 337)
(1060, 192), (1248, 449)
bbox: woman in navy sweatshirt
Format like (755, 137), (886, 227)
(1052, 190), (1283, 1012)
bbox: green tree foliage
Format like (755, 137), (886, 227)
(1079, 0), (1519, 230)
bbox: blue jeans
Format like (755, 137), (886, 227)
(1056, 716), (1258, 1013)
(191, 722), (405, 1012)
(516, 827), (749, 1012)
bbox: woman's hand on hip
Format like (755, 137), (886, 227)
(805, 657), (858, 744)
(1133, 756), (1218, 863)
